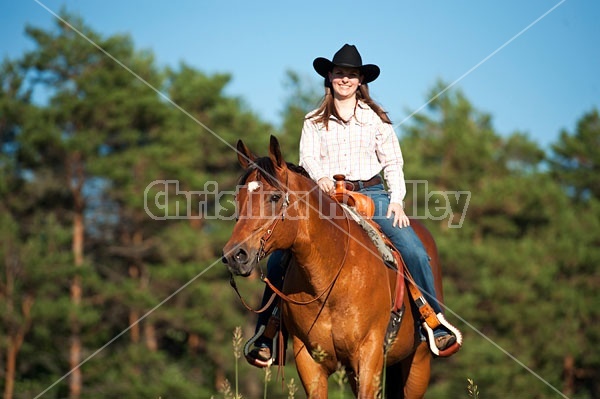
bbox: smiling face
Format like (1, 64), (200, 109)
(328, 66), (363, 100)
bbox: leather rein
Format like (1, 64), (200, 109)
(229, 186), (351, 312)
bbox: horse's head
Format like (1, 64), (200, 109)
(222, 136), (303, 277)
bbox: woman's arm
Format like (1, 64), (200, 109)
(299, 118), (328, 183)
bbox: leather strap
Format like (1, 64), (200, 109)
(347, 175), (382, 191)
(405, 270), (440, 329)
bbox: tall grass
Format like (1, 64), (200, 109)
(215, 327), (479, 399)
(332, 362), (348, 398)
(232, 326), (243, 398)
(263, 365), (272, 399)
(467, 378), (480, 399)
(287, 378), (299, 399)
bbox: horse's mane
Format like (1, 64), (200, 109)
(239, 156), (312, 189)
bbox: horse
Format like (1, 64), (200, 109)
(222, 136), (446, 398)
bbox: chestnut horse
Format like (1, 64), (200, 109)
(222, 136), (445, 398)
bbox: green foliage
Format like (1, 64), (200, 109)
(277, 70), (321, 163)
(0, 13), (598, 399)
(402, 82), (598, 399)
(549, 108), (600, 202)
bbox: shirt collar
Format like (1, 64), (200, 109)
(353, 100), (369, 125)
(328, 100), (369, 124)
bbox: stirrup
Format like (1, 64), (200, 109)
(244, 307), (281, 368)
(244, 324), (275, 368)
(423, 312), (463, 357)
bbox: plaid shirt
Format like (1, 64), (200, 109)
(299, 101), (406, 204)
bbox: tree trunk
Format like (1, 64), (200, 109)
(4, 296), (33, 399)
(68, 151), (85, 399)
(3, 248), (16, 399)
(135, 228), (158, 352)
(563, 355), (575, 396)
(144, 322), (158, 351)
(128, 264), (141, 343)
(3, 241), (33, 399)
(69, 210), (84, 399)
(4, 343), (17, 399)
(187, 333), (204, 355)
(68, 334), (82, 399)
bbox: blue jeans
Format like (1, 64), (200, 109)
(361, 184), (442, 314)
(254, 250), (286, 337)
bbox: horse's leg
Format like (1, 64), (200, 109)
(354, 337), (386, 398)
(293, 337), (329, 398)
(402, 342), (431, 399)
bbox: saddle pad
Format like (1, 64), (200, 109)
(340, 204), (396, 268)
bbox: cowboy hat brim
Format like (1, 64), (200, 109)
(313, 57), (380, 84)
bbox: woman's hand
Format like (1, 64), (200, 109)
(317, 177), (334, 194)
(387, 202), (410, 228)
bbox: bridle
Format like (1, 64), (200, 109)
(229, 177), (351, 311)
(257, 191), (289, 262)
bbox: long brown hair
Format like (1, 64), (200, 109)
(310, 78), (392, 129)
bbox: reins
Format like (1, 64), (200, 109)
(229, 274), (278, 314)
(263, 214), (351, 306)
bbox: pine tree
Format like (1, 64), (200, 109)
(400, 83), (599, 398)
(549, 108), (600, 202)
(16, 12), (149, 397)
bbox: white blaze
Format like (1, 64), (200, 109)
(247, 181), (261, 192)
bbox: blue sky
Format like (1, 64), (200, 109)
(3, 0), (599, 150)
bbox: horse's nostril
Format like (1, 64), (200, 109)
(221, 256), (228, 264)
(234, 249), (248, 264)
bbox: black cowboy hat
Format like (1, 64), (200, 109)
(313, 44), (380, 84)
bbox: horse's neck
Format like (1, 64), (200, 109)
(291, 198), (349, 283)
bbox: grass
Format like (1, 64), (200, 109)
(467, 378), (480, 399)
(212, 327), (480, 399)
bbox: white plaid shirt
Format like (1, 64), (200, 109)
(299, 101), (406, 204)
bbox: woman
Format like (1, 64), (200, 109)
(247, 44), (455, 365)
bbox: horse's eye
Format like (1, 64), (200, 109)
(270, 193), (281, 203)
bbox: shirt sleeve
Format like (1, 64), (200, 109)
(376, 122), (406, 204)
(299, 118), (327, 182)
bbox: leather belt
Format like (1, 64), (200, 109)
(347, 175), (382, 191)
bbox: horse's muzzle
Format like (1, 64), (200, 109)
(221, 247), (255, 277)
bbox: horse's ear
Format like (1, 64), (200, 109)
(269, 135), (287, 171)
(237, 140), (256, 169)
